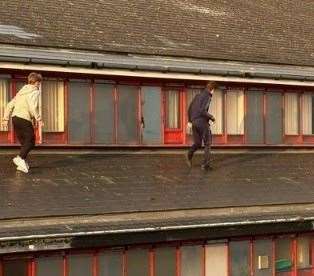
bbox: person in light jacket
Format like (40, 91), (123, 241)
(186, 81), (217, 170)
(1, 72), (43, 173)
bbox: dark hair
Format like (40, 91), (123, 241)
(206, 81), (218, 90)
(28, 72), (42, 84)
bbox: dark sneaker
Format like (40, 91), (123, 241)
(201, 164), (213, 171)
(185, 153), (192, 168)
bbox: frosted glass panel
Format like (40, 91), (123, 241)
(181, 245), (202, 276)
(227, 89), (244, 135)
(209, 89), (223, 134)
(0, 79), (9, 131)
(230, 240), (249, 276)
(127, 248), (149, 276)
(285, 93), (299, 135)
(68, 254), (92, 276)
(36, 255), (63, 276)
(155, 247), (176, 276)
(205, 243), (228, 276)
(99, 250), (123, 276)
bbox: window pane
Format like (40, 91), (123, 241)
(285, 93), (299, 135)
(230, 240), (249, 276)
(209, 89), (223, 134)
(68, 254), (92, 276)
(155, 247), (176, 276)
(166, 90), (180, 129)
(205, 243), (228, 276)
(127, 248), (149, 276)
(3, 259), (28, 276)
(117, 85), (138, 144)
(0, 78), (9, 131)
(68, 81), (91, 143)
(302, 93), (314, 135)
(275, 238), (292, 273)
(36, 255), (63, 276)
(226, 89), (244, 135)
(181, 245), (202, 276)
(254, 239), (273, 276)
(99, 250), (123, 276)
(95, 83), (114, 143)
(246, 90), (264, 143)
(42, 80), (64, 132)
(297, 236), (311, 268)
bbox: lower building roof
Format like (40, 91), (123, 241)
(1, 151), (314, 253)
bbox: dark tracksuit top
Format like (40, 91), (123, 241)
(188, 89), (213, 124)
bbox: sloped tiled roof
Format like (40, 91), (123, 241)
(0, 0), (313, 66)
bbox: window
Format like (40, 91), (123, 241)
(155, 247), (176, 276)
(302, 93), (314, 135)
(285, 93), (299, 135)
(275, 238), (292, 273)
(205, 243), (228, 276)
(68, 254), (93, 276)
(42, 80), (65, 132)
(209, 89), (223, 134)
(226, 89), (244, 135)
(99, 249), (123, 276)
(3, 259), (28, 276)
(36, 255), (63, 276)
(230, 240), (250, 276)
(166, 90), (180, 129)
(297, 236), (311, 269)
(127, 248), (149, 276)
(0, 78), (9, 131)
(181, 245), (202, 276)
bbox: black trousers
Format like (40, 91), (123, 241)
(188, 119), (212, 166)
(12, 116), (35, 159)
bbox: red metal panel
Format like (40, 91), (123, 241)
(149, 248), (154, 276)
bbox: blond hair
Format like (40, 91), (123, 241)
(28, 72), (42, 84)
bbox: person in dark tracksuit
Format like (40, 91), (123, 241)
(186, 81), (217, 170)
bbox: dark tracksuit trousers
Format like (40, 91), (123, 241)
(12, 116), (35, 159)
(188, 118), (212, 166)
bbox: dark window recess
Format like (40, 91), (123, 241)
(3, 259), (28, 276)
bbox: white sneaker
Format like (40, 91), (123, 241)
(13, 156), (29, 173)
(17, 166), (28, 173)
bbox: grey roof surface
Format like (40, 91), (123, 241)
(0, 151), (314, 251)
(0, 1), (313, 66)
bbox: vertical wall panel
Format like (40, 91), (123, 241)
(302, 93), (314, 135)
(127, 248), (149, 276)
(166, 90), (180, 129)
(142, 86), (162, 144)
(42, 80), (65, 132)
(205, 243), (228, 276)
(254, 239), (273, 276)
(266, 92), (283, 144)
(0, 79), (9, 131)
(99, 250), (123, 276)
(95, 83), (114, 144)
(181, 245), (202, 276)
(3, 260), (28, 276)
(36, 256), (63, 276)
(68, 254), (92, 276)
(226, 89), (244, 135)
(230, 240), (250, 276)
(209, 89), (223, 134)
(155, 247), (176, 276)
(285, 93), (299, 135)
(117, 85), (138, 144)
(246, 90), (264, 143)
(68, 81), (91, 144)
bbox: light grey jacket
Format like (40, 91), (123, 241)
(3, 84), (41, 122)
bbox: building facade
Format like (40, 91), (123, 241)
(1, 70), (314, 147)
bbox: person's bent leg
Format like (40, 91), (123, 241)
(20, 123), (35, 160)
(202, 124), (212, 169)
(188, 124), (202, 159)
